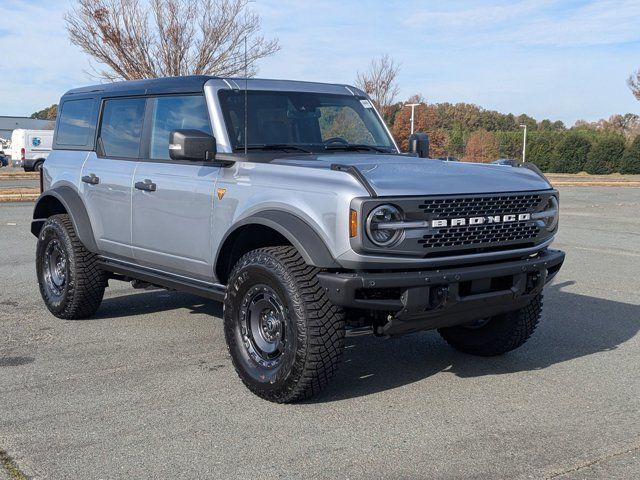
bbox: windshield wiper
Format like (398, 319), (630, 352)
(324, 144), (390, 153)
(235, 144), (312, 153)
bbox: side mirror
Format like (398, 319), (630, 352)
(408, 133), (430, 158)
(169, 129), (216, 161)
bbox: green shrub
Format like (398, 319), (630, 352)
(495, 131), (522, 159)
(446, 127), (466, 157)
(620, 136), (640, 174)
(527, 132), (560, 171)
(584, 135), (625, 174)
(550, 134), (591, 173)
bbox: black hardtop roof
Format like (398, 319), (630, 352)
(64, 75), (216, 97)
(61, 76), (365, 99)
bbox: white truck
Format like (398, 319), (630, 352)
(10, 129), (53, 171)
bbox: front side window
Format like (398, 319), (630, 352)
(149, 95), (212, 160)
(218, 90), (395, 153)
(99, 98), (146, 158)
(56, 99), (96, 146)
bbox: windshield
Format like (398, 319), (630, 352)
(218, 90), (396, 153)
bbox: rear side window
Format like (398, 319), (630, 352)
(56, 99), (96, 147)
(99, 98), (146, 158)
(149, 95), (211, 160)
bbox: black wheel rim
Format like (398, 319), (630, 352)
(43, 238), (67, 296)
(239, 284), (287, 368)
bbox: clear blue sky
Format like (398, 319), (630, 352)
(1, 0), (638, 124)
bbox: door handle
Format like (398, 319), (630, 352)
(135, 179), (157, 192)
(81, 174), (100, 185)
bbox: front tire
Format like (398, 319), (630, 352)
(438, 295), (543, 356)
(36, 214), (106, 319)
(224, 246), (345, 403)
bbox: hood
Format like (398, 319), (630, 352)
(272, 154), (552, 196)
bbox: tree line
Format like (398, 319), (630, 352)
(386, 103), (640, 174)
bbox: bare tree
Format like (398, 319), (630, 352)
(65, 0), (279, 81)
(355, 55), (400, 122)
(629, 69), (640, 101)
(406, 93), (425, 104)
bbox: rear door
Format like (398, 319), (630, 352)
(81, 97), (146, 260)
(131, 94), (220, 281)
(10, 130), (24, 162)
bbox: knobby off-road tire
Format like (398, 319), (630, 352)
(224, 246), (346, 403)
(36, 214), (106, 319)
(438, 294), (543, 356)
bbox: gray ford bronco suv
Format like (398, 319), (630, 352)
(32, 76), (564, 402)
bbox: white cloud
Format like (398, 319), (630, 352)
(402, 0), (640, 47)
(403, 0), (552, 30)
(514, 0), (640, 47)
(0, 0), (91, 115)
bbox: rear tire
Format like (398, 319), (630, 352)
(33, 160), (44, 172)
(36, 214), (106, 319)
(438, 295), (543, 356)
(224, 246), (345, 403)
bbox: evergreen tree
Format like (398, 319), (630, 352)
(584, 135), (625, 174)
(620, 136), (640, 174)
(527, 132), (559, 172)
(550, 134), (592, 173)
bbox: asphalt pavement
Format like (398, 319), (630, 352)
(0, 187), (638, 479)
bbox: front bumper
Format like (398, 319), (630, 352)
(317, 248), (565, 336)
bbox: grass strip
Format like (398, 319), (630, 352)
(0, 449), (28, 480)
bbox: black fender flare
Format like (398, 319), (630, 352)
(31, 186), (98, 252)
(216, 210), (340, 272)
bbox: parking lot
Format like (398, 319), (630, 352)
(0, 187), (638, 479)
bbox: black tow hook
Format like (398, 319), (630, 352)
(430, 286), (449, 309)
(399, 285), (449, 317)
(525, 272), (542, 294)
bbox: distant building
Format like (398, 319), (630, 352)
(0, 116), (53, 141)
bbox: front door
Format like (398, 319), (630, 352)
(81, 97), (146, 260)
(131, 95), (220, 282)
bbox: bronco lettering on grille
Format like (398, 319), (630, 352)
(431, 213), (531, 228)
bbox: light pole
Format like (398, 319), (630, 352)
(405, 103), (421, 134)
(519, 124), (527, 163)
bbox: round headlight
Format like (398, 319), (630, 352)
(545, 196), (559, 231)
(366, 205), (403, 246)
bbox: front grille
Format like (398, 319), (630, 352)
(419, 221), (540, 249)
(418, 194), (544, 217)
(417, 193), (547, 255)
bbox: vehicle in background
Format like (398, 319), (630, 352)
(0, 152), (8, 167)
(492, 158), (519, 167)
(10, 129), (53, 171)
(437, 156), (460, 162)
(0, 138), (10, 160)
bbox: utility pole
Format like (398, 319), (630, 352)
(519, 124), (527, 163)
(405, 103), (421, 134)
